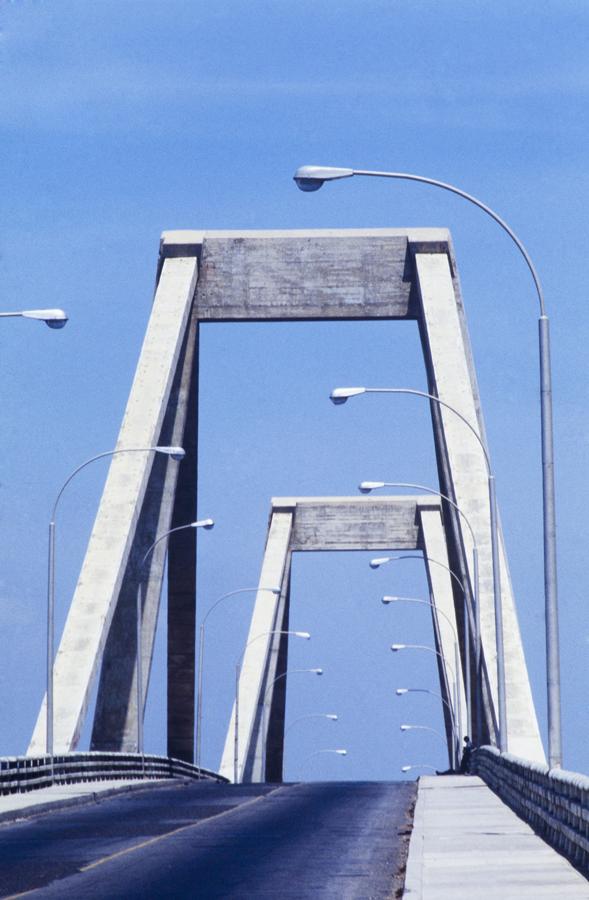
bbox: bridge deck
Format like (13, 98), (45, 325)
(405, 775), (589, 897)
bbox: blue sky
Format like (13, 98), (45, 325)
(1, 0), (588, 779)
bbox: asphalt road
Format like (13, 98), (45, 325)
(0, 780), (416, 899)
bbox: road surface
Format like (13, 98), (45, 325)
(0, 780), (416, 899)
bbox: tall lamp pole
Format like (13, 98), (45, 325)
(46, 445), (185, 757)
(295, 163), (560, 767)
(137, 518), (214, 755)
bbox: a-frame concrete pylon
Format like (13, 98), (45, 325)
(28, 229), (544, 767)
(220, 495), (469, 783)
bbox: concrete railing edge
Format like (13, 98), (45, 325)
(472, 745), (589, 877)
(0, 751), (228, 794)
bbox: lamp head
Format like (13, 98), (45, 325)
(396, 688), (408, 695)
(381, 596), (396, 605)
(335, 749), (348, 755)
(391, 644), (406, 652)
(22, 308), (68, 329)
(156, 446), (186, 461)
(401, 765), (412, 772)
(326, 714), (338, 720)
(311, 668), (324, 675)
(293, 165), (354, 192)
(295, 631), (311, 639)
(400, 724), (412, 731)
(192, 518), (215, 530)
(369, 557), (392, 569)
(330, 386), (366, 405)
(359, 481), (385, 494)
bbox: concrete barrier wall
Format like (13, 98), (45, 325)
(472, 746), (589, 876)
(0, 752), (227, 794)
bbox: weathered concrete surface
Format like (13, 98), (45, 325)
(404, 776), (589, 898)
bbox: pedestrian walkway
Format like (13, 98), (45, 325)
(404, 775), (589, 898)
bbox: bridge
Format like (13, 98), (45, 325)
(0, 229), (587, 896)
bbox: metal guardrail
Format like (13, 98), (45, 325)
(0, 752), (227, 794)
(472, 745), (589, 877)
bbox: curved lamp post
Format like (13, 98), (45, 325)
(137, 518), (214, 755)
(400, 723), (447, 746)
(234, 630), (311, 783)
(295, 163), (560, 767)
(0, 308), (68, 328)
(335, 386), (505, 751)
(389, 600), (461, 766)
(285, 713), (338, 735)
(46, 444), (185, 756)
(196, 586), (281, 771)
(260, 668), (324, 776)
(360, 478), (482, 738)
(385, 595), (462, 737)
(396, 686), (459, 765)
(374, 552), (471, 739)
(392, 642), (459, 764)
(301, 748), (347, 779)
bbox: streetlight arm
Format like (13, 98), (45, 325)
(360, 480), (478, 551)
(350, 169), (546, 316)
(51, 447), (184, 522)
(360, 388), (491, 473)
(141, 520), (213, 569)
(202, 586), (280, 627)
(384, 596), (458, 644)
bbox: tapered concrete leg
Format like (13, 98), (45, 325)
(167, 317), (199, 763)
(90, 314), (198, 752)
(219, 511), (293, 782)
(28, 256), (198, 755)
(420, 507), (467, 754)
(415, 251), (544, 762)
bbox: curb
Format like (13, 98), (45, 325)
(402, 776), (426, 897)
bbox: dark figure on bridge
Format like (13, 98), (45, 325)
(459, 736), (474, 774)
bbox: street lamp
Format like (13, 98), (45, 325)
(385, 595), (462, 710)
(45, 445), (185, 756)
(196, 586), (281, 772)
(395, 687), (458, 766)
(296, 163), (560, 768)
(392, 642), (459, 763)
(373, 553), (471, 739)
(360, 478), (482, 739)
(401, 764), (437, 774)
(285, 713), (338, 735)
(136, 518), (214, 755)
(0, 308), (68, 328)
(260, 668), (324, 777)
(400, 723), (447, 746)
(234, 629), (311, 783)
(334, 385), (506, 752)
(300, 748), (347, 779)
